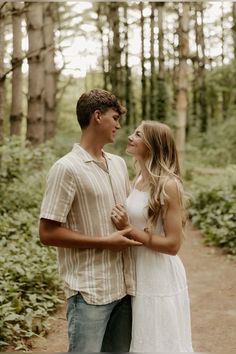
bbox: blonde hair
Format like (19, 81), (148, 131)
(137, 120), (185, 232)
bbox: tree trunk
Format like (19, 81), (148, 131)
(221, 2), (227, 120)
(156, 2), (166, 121)
(150, 2), (155, 120)
(43, 3), (57, 140)
(172, 3), (180, 119)
(221, 2), (225, 66)
(198, 3), (208, 132)
(123, 2), (131, 126)
(140, 2), (147, 120)
(232, 3), (236, 109)
(10, 2), (23, 137)
(192, 3), (200, 126)
(175, 3), (189, 165)
(26, 2), (45, 145)
(192, 59), (198, 126)
(108, 3), (123, 102)
(96, 3), (108, 90)
(0, 5), (6, 143)
(233, 3), (236, 59)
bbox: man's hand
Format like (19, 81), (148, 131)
(106, 228), (142, 251)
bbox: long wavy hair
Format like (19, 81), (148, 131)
(136, 120), (185, 232)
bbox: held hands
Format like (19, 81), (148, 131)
(107, 228), (142, 251)
(110, 204), (142, 250)
(111, 204), (130, 230)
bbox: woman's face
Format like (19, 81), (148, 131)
(126, 125), (149, 160)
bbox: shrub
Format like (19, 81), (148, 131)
(0, 138), (64, 350)
(188, 181), (236, 255)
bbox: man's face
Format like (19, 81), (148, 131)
(99, 108), (121, 143)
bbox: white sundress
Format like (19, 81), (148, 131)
(126, 188), (193, 352)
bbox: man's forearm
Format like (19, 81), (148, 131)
(39, 219), (140, 251)
(39, 220), (109, 249)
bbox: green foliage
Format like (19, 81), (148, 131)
(188, 183), (236, 255)
(206, 63), (236, 121)
(186, 116), (236, 167)
(0, 137), (55, 183)
(185, 165), (236, 255)
(185, 95), (236, 255)
(0, 222), (62, 349)
(184, 102), (236, 250)
(187, 61), (236, 133)
(0, 137), (63, 350)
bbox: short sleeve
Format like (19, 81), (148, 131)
(40, 162), (76, 223)
(121, 158), (131, 197)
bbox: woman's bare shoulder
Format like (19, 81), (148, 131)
(163, 177), (183, 201)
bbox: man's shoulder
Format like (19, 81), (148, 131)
(50, 148), (82, 173)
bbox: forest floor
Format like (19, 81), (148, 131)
(7, 224), (236, 353)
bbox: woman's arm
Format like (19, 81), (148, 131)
(129, 180), (183, 255)
(112, 180), (183, 255)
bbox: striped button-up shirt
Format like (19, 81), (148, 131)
(40, 144), (135, 304)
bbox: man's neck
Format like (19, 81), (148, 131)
(80, 134), (105, 161)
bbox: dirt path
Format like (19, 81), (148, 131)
(27, 225), (236, 352)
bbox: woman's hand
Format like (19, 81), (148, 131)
(111, 204), (130, 230)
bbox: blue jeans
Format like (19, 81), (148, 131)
(66, 292), (132, 352)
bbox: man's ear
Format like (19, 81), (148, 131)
(92, 110), (102, 125)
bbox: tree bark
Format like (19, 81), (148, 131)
(123, 2), (131, 125)
(140, 2), (147, 120)
(191, 3), (200, 126)
(108, 3), (123, 102)
(175, 3), (189, 165)
(26, 2), (45, 145)
(233, 3), (236, 59)
(221, 2), (225, 66)
(150, 2), (156, 120)
(96, 3), (108, 90)
(156, 2), (166, 121)
(43, 3), (57, 140)
(0, 5), (6, 143)
(10, 2), (23, 137)
(198, 3), (208, 132)
(232, 3), (236, 108)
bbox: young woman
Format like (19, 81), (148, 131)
(111, 121), (193, 352)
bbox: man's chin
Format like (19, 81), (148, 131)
(104, 137), (115, 145)
(110, 135), (117, 142)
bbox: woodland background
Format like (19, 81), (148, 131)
(0, 1), (235, 350)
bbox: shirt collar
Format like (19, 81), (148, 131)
(72, 143), (111, 163)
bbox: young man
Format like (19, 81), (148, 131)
(39, 89), (140, 352)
